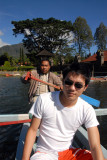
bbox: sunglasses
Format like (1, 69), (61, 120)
(64, 80), (84, 89)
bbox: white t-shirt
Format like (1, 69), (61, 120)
(30, 91), (99, 152)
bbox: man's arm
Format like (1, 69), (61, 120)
(55, 75), (62, 87)
(20, 73), (30, 84)
(87, 126), (107, 160)
(22, 116), (41, 160)
(54, 75), (63, 90)
(52, 73), (63, 87)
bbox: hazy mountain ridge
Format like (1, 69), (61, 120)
(0, 43), (28, 58)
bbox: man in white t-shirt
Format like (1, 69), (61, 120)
(22, 62), (107, 160)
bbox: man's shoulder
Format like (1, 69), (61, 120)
(78, 97), (94, 112)
(49, 71), (56, 75)
(40, 91), (59, 99)
(31, 69), (39, 75)
(78, 97), (92, 106)
(49, 72), (59, 78)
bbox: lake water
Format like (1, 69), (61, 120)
(0, 77), (107, 160)
(0, 77), (31, 160)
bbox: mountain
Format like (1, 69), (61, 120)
(0, 43), (28, 58)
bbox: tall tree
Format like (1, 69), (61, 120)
(19, 48), (22, 65)
(9, 56), (16, 66)
(12, 18), (73, 56)
(0, 53), (9, 65)
(73, 17), (94, 57)
(21, 48), (25, 64)
(94, 22), (107, 50)
(54, 44), (76, 66)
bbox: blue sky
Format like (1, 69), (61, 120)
(0, 0), (107, 54)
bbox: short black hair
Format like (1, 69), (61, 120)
(63, 62), (92, 86)
(40, 58), (51, 66)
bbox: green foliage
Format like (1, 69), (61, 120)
(22, 48), (25, 64)
(0, 65), (35, 71)
(94, 22), (107, 50)
(17, 66), (35, 71)
(8, 56), (16, 66)
(53, 42), (76, 66)
(4, 61), (11, 67)
(0, 66), (17, 71)
(0, 53), (9, 65)
(4, 52), (9, 59)
(53, 46), (75, 66)
(72, 17), (93, 56)
(0, 45), (28, 66)
(10, 16), (106, 61)
(64, 53), (74, 64)
(0, 43), (27, 58)
(26, 50), (39, 65)
(19, 47), (25, 65)
(12, 17), (73, 61)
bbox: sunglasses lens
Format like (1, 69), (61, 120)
(75, 83), (83, 89)
(64, 80), (73, 85)
(64, 80), (83, 89)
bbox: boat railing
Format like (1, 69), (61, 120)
(73, 108), (107, 158)
(0, 109), (107, 159)
(16, 108), (107, 159)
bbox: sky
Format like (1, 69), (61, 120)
(0, 0), (107, 54)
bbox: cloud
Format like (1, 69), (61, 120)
(0, 30), (10, 47)
(0, 39), (10, 48)
(0, 31), (4, 36)
(0, 11), (16, 18)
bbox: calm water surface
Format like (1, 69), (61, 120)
(0, 77), (31, 160)
(0, 77), (107, 160)
(84, 81), (107, 151)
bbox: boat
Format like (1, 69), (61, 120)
(5, 73), (21, 77)
(15, 110), (107, 160)
(91, 76), (107, 82)
(0, 95), (107, 159)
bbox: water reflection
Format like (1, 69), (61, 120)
(0, 77), (31, 114)
(84, 81), (107, 149)
(0, 77), (31, 160)
(84, 81), (107, 108)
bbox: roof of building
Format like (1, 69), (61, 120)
(82, 50), (107, 62)
(36, 49), (53, 57)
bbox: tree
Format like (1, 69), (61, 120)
(4, 52), (9, 59)
(72, 17), (94, 57)
(19, 48), (22, 65)
(94, 22), (107, 50)
(9, 56), (16, 66)
(4, 61), (11, 67)
(21, 48), (25, 64)
(0, 53), (9, 65)
(11, 17), (73, 58)
(19, 48), (25, 65)
(54, 44), (76, 65)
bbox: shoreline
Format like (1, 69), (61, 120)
(91, 77), (107, 82)
(0, 71), (107, 82)
(0, 71), (26, 76)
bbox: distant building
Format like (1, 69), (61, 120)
(74, 55), (81, 63)
(82, 50), (107, 65)
(81, 50), (107, 76)
(36, 49), (54, 65)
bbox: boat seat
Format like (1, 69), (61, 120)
(15, 96), (102, 160)
(15, 123), (39, 160)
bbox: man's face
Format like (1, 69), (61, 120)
(40, 61), (50, 74)
(62, 72), (88, 102)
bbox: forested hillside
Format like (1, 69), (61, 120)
(0, 43), (28, 58)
